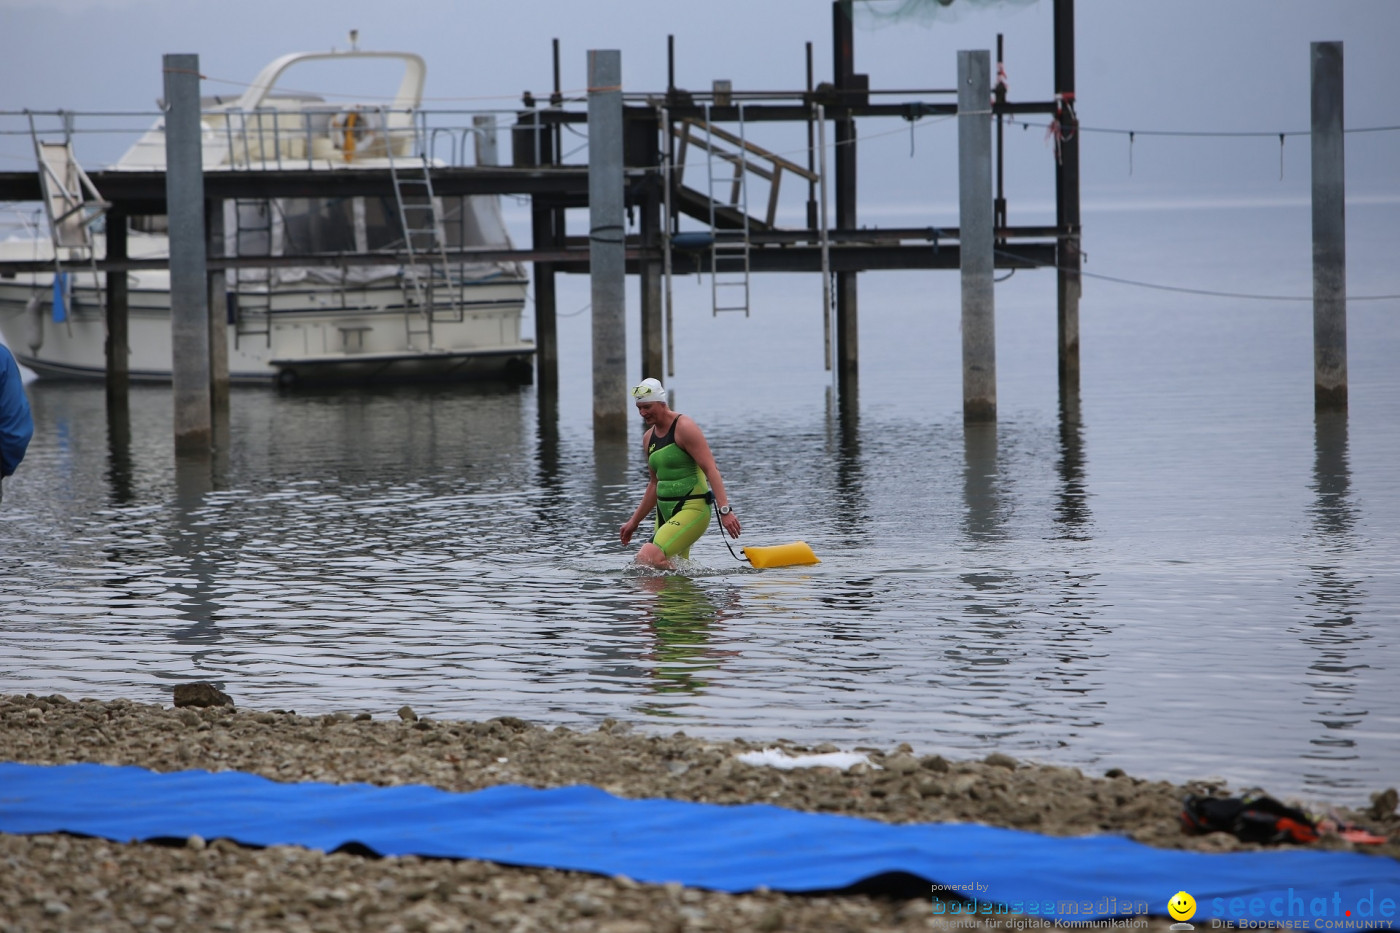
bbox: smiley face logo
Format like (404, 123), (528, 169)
(1168, 891), (1196, 922)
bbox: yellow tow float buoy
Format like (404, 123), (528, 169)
(743, 541), (821, 569)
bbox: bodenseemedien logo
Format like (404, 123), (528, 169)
(1169, 890), (1197, 931)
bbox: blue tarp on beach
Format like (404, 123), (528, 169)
(1, 762), (1396, 921)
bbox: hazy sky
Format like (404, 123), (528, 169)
(2, 0), (1397, 215)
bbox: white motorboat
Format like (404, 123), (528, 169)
(0, 49), (533, 385)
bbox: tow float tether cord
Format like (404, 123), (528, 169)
(713, 500), (749, 563)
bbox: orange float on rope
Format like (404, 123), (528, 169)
(743, 541), (821, 569)
(340, 110), (360, 162)
(331, 109), (376, 163)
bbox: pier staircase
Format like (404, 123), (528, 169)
(670, 113), (820, 317)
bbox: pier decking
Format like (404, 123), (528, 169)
(1, 0), (1086, 436)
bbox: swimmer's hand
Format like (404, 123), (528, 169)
(620, 517), (640, 545)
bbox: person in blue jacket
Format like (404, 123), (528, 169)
(0, 343), (34, 504)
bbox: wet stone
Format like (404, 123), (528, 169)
(172, 684), (233, 709)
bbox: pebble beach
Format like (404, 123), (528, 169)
(2, 692), (1396, 933)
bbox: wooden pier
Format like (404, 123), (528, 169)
(0, 0), (1085, 436)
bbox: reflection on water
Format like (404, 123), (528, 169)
(962, 422), (1001, 542)
(2, 311), (1399, 806)
(1055, 393), (1091, 537)
(826, 385), (869, 547)
(105, 393), (135, 505)
(1297, 412), (1370, 779)
(1310, 411), (1355, 538)
(636, 574), (737, 702)
(170, 455), (222, 668)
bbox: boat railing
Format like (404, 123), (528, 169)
(0, 107), (527, 175)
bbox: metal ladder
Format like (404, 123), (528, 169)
(28, 115), (109, 324)
(230, 199), (273, 348)
(704, 103), (752, 317)
(386, 133), (460, 347)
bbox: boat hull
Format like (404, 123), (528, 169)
(0, 275), (534, 386)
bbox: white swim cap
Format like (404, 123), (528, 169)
(630, 377), (668, 406)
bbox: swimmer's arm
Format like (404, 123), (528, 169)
(620, 471), (659, 545)
(675, 417), (741, 539)
(621, 429), (659, 545)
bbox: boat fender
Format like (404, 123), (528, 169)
(743, 541), (821, 569)
(23, 292), (43, 353)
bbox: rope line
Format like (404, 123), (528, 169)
(1009, 118), (1400, 139)
(993, 247), (1400, 303)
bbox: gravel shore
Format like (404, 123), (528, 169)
(2, 692), (1396, 932)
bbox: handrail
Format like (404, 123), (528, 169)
(674, 117), (818, 181)
(671, 116), (818, 230)
(7, 106), (532, 176)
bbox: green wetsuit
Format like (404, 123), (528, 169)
(647, 415), (711, 559)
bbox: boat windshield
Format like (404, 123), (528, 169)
(282, 197), (357, 254)
(220, 194), (517, 269)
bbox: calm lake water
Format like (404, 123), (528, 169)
(2, 195), (1398, 807)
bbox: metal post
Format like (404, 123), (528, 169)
(832, 0), (860, 399)
(530, 194), (558, 391)
(817, 104), (832, 374)
(994, 34), (1007, 233)
(667, 34), (675, 96)
(472, 114), (498, 167)
(104, 207), (129, 403)
(1053, 0), (1082, 397)
(634, 109), (664, 381)
(206, 199), (229, 424)
(640, 217), (663, 381)
(526, 207), (554, 389)
(104, 206), (131, 468)
(518, 105), (557, 390)
(661, 107), (676, 378)
(163, 53), (212, 454)
(959, 50), (996, 423)
(551, 38), (563, 162)
(587, 49), (627, 438)
(1312, 40), (1347, 410)
(806, 42), (818, 231)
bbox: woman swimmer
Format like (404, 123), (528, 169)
(619, 378), (741, 569)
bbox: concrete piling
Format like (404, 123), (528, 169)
(958, 50), (996, 423)
(1311, 41), (1347, 411)
(587, 49), (627, 438)
(162, 53), (211, 454)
